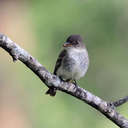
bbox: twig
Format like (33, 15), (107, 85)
(113, 96), (128, 107)
(0, 33), (128, 128)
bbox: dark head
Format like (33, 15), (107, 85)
(63, 35), (85, 49)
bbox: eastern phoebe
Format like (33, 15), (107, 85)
(46, 35), (89, 96)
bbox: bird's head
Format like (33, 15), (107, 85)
(63, 35), (85, 49)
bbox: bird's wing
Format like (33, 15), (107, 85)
(53, 49), (67, 75)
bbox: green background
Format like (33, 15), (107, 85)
(0, 0), (128, 128)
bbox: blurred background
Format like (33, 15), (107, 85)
(0, 0), (128, 128)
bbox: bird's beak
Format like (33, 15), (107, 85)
(63, 42), (72, 47)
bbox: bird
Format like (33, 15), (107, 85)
(46, 34), (89, 96)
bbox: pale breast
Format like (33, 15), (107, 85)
(68, 48), (89, 79)
(57, 48), (89, 80)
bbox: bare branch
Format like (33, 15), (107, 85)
(112, 96), (128, 107)
(0, 33), (128, 128)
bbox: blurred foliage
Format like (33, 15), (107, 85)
(1, 0), (128, 128)
(26, 0), (128, 128)
(25, 0), (128, 128)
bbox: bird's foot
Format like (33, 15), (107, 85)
(66, 79), (77, 87)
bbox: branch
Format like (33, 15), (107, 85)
(0, 33), (128, 128)
(112, 96), (128, 107)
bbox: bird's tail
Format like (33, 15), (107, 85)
(45, 87), (56, 96)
